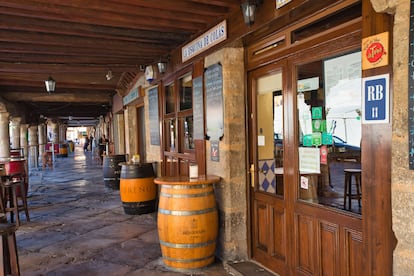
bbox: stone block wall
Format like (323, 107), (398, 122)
(204, 46), (248, 261)
(372, 0), (414, 274)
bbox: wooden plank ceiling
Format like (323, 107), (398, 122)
(0, 0), (240, 126)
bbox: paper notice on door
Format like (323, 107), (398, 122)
(300, 176), (309, 189)
(299, 147), (320, 173)
(258, 135), (265, 146)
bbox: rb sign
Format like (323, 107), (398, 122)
(362, 74), (389, 124)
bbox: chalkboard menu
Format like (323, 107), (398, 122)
(148, 87), (160, 145)
(205, 63), (224, 140)
(410, 0), (414, 169)
(193, 76), (204, 140)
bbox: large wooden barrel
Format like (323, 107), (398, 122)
(120, 163), (156, 215)
(103, 155), (126, 189)
(157, 182), (218, 270)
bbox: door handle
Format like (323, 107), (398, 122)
(249, 164), (255, 188)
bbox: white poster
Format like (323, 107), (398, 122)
(299, 147), (320, 174)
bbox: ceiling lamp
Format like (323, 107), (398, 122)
(106, 70), (113, 80)
(45, 76), (56, 93)
(241, 0), (262, 26)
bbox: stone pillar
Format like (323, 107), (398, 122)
(38, 123), (46, 165)
(9, 117), (21, 150)
(204, 47), (248, 261)
(28, 125), (38, 168)
(59, 123), (67, 143)
(20, 124), (29, 159)
(47, 120), (59, 143)
(0, 111), (10, 160)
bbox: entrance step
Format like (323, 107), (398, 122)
(225, 261), (278, 276)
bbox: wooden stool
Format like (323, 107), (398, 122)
(42, 151), (53, 169)
(343, 168), (362, 210)
(1, 173), (30, 227)
(0, 223), (20, 276)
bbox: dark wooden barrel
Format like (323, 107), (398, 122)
(119, 163), (156, 215)
(157, 183), (218, 270)
(102, 155), (126, 189)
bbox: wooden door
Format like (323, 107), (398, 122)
(248, 32), (366, 275)
(248, 61), (289, 274)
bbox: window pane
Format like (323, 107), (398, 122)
(184, 116), (194, 150)
(179, 74), (192, 110)
(296, 51), (362, 214)
(165, 83), (175, 114)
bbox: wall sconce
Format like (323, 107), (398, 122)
(241, 0), (262, 26)
(45, 76), (56, 93)
(157, 61), (167, 74)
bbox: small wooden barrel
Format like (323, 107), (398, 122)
(57, 143), (68, 157)
(120, 163), (156, 215)
(103, 155), (126, 189)
(157, 181), (218, 270)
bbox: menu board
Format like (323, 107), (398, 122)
(205, 63), (224, 140)
(192, 76), (204, 140)
(148, 87), (160, 145)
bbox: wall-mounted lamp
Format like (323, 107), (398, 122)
(45, 76), (56, 93)
(157, 61), (167, 74)
(105, 70), (113, 81)
(241, 0), (262, 26)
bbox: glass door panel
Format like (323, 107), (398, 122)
(296, 51), (362, 214)
(256, 72), (284, 196)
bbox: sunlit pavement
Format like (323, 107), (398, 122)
(16, 146), (230, 276)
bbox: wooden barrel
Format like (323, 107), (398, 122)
(103, 155), (126, 189)
(120, 163), (156, 215)
(57, 143), (68, 157)
(157, 183), (218, 270)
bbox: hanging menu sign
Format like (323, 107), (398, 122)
(193, 76), (204, 140)
(409, 0), (414, 169)
(205, 63), (224, 141)
(148, 87), (160, 145)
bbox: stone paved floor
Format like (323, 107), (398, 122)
(16, 146), (231, 276)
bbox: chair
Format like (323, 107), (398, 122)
(0, 173), (30, 227)
(0, 223), (20, 276)
(343, 168), (362, 210)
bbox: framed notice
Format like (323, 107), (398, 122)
(205, 63), (224, 140)
(148, 87), (160, 145)
(193, 76), (204, 140)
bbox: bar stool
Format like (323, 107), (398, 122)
(0, 222), (20, 276)
(1, 173), (30, 227)
(343, 168), (362, 210)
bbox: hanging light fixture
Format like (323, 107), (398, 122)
(105, 69), (113, 80)
(157, 57), (168, 74)
(241, 0), (261, 26)
(45, 76), (56, 93)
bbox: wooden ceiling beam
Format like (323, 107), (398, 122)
(3, 91), (112, 103)
(0, 14), (189, 44)
(0, 1), (207, 32)
(0, 62), (140, 73)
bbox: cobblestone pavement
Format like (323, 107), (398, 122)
(16, 146), (231, 276)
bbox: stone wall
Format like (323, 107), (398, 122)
(371, 0), (414, 274)
(204, 46), (248, 261)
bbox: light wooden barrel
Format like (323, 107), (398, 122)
(157, 183), (218, 270)
(119, 163), (156, 215)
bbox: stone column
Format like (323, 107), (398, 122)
(9, 116), (21, 150)
(47, 120), (59, 143)
(59, 123), (67, 143)
(38, 123), (46, 165)
(28, 125), (38, 168)
(20, 124), (29, 159)
(0, 111), (10, 160)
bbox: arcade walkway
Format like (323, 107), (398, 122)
(16, 145), (232, 276)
